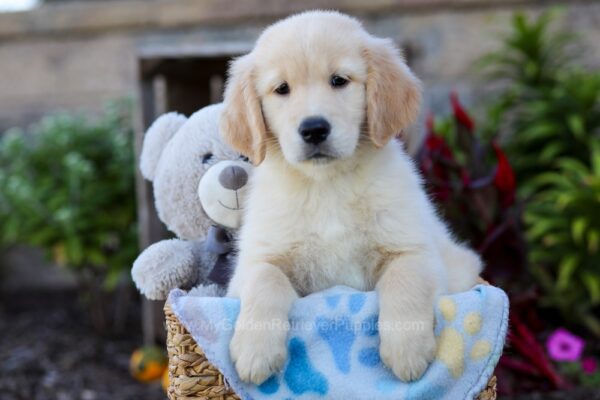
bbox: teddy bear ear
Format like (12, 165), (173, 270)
(140, 112), (188, 181)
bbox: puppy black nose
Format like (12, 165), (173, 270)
(299, 117), (330, 145)
(219, 166), (248, 191)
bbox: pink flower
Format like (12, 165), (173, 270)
(546, 328), (585, 362)
(582, 357), (598, 374)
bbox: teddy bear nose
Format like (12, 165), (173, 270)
(218, 166), (248, 191)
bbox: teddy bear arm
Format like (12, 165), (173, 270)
(131, 239), (203, 300)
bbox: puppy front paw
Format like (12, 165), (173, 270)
(230, 317), (289, 384)
(379, 322), (436, 382)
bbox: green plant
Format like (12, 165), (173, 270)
(420, 94), (568, 393)
(503, 69), (600, 185)
(524, 144), (600, 337)
(0, 100), (138, 292)
(482, 11), (600, 337)
(480, 11), (574, 92)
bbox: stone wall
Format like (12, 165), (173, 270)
(0, 0), (599, 131)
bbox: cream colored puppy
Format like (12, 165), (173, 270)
(220, 11), (482, 385)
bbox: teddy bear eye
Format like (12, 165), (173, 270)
(201, 153), (213, 164)
(239, 155), (250, 162)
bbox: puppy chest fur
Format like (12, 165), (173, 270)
(267, 198), (384, 295)
(233, 143), (431, 296)
(249, 191), (383, 295)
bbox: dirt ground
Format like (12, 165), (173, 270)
(0, 290), (165, 400)
(501, 389), (600, 400)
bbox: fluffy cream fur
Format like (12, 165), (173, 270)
(220, 11), (482, 384)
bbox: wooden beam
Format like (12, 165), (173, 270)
(134, 69), (169, 345)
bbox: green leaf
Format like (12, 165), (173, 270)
(582, 272), (600, 304)
(557, 254), (580, 290)
(555, 157), (589, 178)
(591, 140), (600, 176)
(588, 229), (600, 254)
(571, 218), (588, 245)
(527, 217), (564, 241)
(527, 172), (574, 191)
(567, 114), (586, 141)
(539, 142), (566, 163)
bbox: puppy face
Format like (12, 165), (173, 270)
(221, 11), (422, 170)
(254, 17), (368, 165)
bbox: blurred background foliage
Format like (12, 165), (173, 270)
(480, 10), (600, 339)
(420, 10), (600, 393)
(0, 100), (138, 330)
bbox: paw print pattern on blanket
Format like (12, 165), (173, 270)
(284, 337), (329, 395)
(259, 293), (372, 397)
(318, 292), (389, 381)
(436, 296), (492, 378)
(259, 337), (329, 396)
(318, 292), (375, 374)
(316, 315), (355, 373)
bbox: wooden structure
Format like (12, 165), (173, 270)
(134, 47), (245, 343)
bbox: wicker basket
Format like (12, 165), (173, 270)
(164, 302), (497, 400)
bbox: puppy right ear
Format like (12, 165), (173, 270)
(220, 54), (268, 165)
(364, 37), (422, 148)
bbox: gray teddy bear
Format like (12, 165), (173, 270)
(131, 103), (252, 300)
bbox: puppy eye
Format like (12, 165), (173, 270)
(201, 153), (213, 164)
(330, 75), (349, 88)
(239, 155), (250, 162)
(274, 82), (290, 95)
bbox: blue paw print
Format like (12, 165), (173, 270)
(258, 376), (280, 395)
(283, 337), (328, 395)
(326, 294), (342, 309)
(349, 293), (366, 314)
(361, 314), (379, 337)
(317, 292), (382, 375)
(317, 292), (367, 373)
(358, 347), (381, 367)
(316, 316), (356, 373)
(260, 338), (329, 396)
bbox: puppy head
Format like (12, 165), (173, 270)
(220, 11), (421, 168)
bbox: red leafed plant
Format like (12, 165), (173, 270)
(417, 92), (565, 394)
(418, 92), (524, 284)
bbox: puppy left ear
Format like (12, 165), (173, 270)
(364, 37), (422, 147)
(220, 54), (268, 165)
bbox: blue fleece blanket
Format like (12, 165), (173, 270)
(168, 285), (508, 400)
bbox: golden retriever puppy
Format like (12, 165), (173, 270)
(220, 10), (482, 385)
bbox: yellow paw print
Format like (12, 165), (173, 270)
(436, 298), (491, 378)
